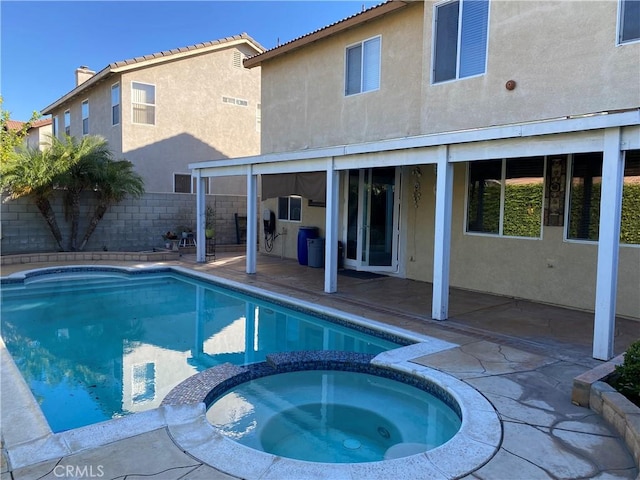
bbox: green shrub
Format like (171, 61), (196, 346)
(612, 340), (640, 407)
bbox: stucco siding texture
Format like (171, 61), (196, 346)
(261, 2), (425, 153)
(120, 47), (261, 193)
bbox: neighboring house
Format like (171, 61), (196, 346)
(192, 1), (639, 360)
(5, 118), (53, 150)
(42, 34), (263, 195)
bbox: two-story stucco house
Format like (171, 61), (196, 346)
(42, 34), (263, 195)
(190, 1), (639, 360)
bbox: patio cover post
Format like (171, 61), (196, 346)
(195, 172), (206, 263)
(246, 167), (258, 274)
(432, 145), (453, 320)
(324, 162), (339, 293)
(593, 128), (624, 360)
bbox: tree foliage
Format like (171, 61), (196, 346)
(1, 132), (145, 251)
(0, 96), (40, 164)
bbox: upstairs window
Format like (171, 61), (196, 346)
(111, 83), (120, 126)
(53, 116), (58, 137)
(82, 100), (89, 135)
(132, 82), (155, 125)
(433, 0), (489, 83)
(278, 196), (302, 221)
(466, 157), (545, 238)
(619, 0), (640, 44)
(64, 110), (70, 135)
(345, 36), (381, 96)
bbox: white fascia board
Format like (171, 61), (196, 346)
(621, 125), (640, 150)
(335, 148), (441, 170)
(252, 157), (332, 175)
(190, 109), (640, 175)
(193, 164), (249, 177)
(448, 130), (605, 162)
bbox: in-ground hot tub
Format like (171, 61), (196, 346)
(163, 350), (502, 479)
(207, 369), (462, 463)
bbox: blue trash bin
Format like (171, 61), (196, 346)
(297, 227), (319, 265)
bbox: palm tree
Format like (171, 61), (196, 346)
(78, 159), (144, 251)
(0, 143), (74, 251)
(52, 135), (114, 250)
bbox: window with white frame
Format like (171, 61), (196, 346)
(132, 82), (155, 125)
(567, 150), (640, 244)
(619, 0), (640, 44)
(278, 196), (302, 221)
(111, 83), (120, 126)
(64, 110), (70, 135)
(466, 157), (545, 238)
(82, 100), (89, 135)
(174, 173), (209, 194)
(345, 36), (381, 96)
(256, 103), (261, 132)
(433, 0), (489, 83)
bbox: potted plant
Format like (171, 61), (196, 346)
(205, 206), (216, 239)
(162, 231), (178, 249)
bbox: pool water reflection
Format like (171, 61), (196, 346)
(0, 270), (400, 432)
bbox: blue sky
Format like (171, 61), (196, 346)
(1, 1), (378, 121)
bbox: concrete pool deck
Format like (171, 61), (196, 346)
(1, 252), (639, 479)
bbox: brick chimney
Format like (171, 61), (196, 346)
(75, 66), (96, 86)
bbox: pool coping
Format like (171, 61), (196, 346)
(162, 350), (502, 480)
(0, 264), (453, 472)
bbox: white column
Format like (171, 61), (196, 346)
(246, 167), (257, 274)
(195, 171), (206, 263)
(432, 146), (453, 320)
(593, 128), (624, 360)
(324, 162), (339, 293)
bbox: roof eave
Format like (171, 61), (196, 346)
(244, 1), (409, 69)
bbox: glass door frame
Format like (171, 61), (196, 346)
(342, 167), (401, 273)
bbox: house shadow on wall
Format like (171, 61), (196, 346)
(124, 132), (245, 196)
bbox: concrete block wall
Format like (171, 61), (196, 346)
(0, 192), (250, 254)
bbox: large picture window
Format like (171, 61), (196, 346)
(467, 157), (545, 238)
(433, 0), (489, 83)
(568, 151), (640, 244)
(132, 82), (155, 125)
(618, 0), (640, 44)
(345, 36), (381, 96)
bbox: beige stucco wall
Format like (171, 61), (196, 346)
(259, 1), (638, 152)
(120, 45), (261, 193)
(260, 196), (328, 259)
(48, 79), (123, 160)
(421, 1), (640, 133)
(403, 162), (640, 319)
(260, 2), (425, 153)
(46, 42), (261, 195)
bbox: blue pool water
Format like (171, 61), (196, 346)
(207, 370), (462, 463)
(0, 269), (401, 432)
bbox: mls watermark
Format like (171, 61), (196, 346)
(53, 464), (105, 478)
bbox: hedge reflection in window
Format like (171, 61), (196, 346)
(568, 150), (640, 244)
(467, 157), (544, 238)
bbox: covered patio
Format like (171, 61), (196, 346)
(190, 109), (640, 360)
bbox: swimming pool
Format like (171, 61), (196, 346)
(0, 266), (409, 433)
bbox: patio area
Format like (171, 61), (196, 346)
(1, 252), (638, 479)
